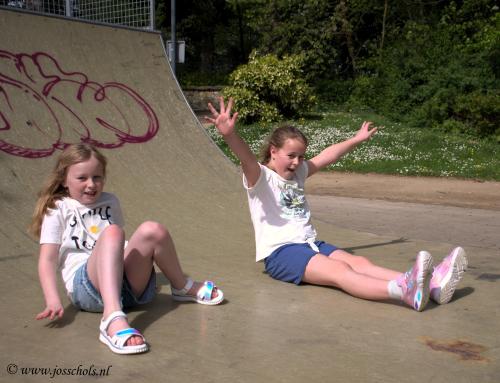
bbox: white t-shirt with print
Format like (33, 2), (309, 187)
(40, 192), (124, 294)
(243, 162), (317, 262)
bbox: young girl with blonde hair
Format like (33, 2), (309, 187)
(31, 144), (223, 355)
(208, 97), (467, 312)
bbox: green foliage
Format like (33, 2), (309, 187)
(206, 106), (500, 180)
(177, 69), (229, 87)
(315, 78), (354, 104)
(156, 0), (498, 139)
(222, 52), (317, 123)
(453, 91), (500, 139)
(349, 74), (386, 110)
(349, 0), (499, 138)
(222, 86), (280, 123)
(239, 0), (341, 81)
(156, 0), (253, 76)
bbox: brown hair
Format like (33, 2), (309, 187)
(259, 125), (308, 164)
(29, 144), (107, 239)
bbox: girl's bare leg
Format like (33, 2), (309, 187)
(303, 253), (391, 300)
(329, 249), (402, 281)
(123, 221), (218, 299)
(86, 225), (143, 346)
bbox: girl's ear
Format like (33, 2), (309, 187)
(270, 145), (278, 155)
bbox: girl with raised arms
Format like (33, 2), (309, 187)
(207, 97), (467, 312)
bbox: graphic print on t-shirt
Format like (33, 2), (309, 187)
(279, 182), (307, 219)
(68, 206), (112, 251)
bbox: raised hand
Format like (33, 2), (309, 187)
(206, 97), (238, 137)
(205, 96), (260, 186)
(354, 121), (378, 142)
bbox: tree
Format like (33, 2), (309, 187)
(155, 0), (257, 84)
(351, 0), (499, 137)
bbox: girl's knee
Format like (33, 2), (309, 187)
(356, 255), (374, 268)
(330, 250), (374, 269)
(137, 221), (170, 242)
(334, 259), (355, 275)
(101, 224), (125, 241)
(304, 256), (353, 286)
(344, 255), (375, 273)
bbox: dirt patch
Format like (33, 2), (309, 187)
(306, 172), (500, 211)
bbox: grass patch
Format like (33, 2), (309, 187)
(206, 106), (500, 181)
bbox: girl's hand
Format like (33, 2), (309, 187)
(206, 97), (238, 137)
(36, 304), (64, 321)
(354, 121), (377, 142)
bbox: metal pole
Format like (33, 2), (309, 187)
(150, 0), (155, 30)
(65, 0), (72, 17)
(170, 0), (176, 74)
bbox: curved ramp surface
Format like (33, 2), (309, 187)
(0, 9), (250, 254)
(1, 8), (498, 383)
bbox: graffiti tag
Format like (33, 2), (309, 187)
(0, 50), (159, 158)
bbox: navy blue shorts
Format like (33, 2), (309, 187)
(71, 262), (157, 313)
(264, 241), (338, 285)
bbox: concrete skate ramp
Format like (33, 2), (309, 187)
(0, 8), (252, 261)
(1, 8), (498, 383)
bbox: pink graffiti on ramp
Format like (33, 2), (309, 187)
(0, 50), (159, 158)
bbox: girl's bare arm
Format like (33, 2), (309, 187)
(36, 243), (64, 320)
(308, 121), (377, 176)
(207, 97), (261, 187)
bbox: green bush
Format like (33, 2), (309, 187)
(349, 1), (498, 138)
(222, 86), (280, 123)
(453, 91), (500, 138)
(315, 78), (354, 104)
(222, 52), (316, 123)
(177, 69), (229, 87)
(349, 74), (384, 110)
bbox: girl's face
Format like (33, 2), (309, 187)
(268, 138), (306, 180)
(63, 155), (105, 205)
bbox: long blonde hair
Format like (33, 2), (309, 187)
(259, 125), (308, 164)
(29, 144), (107, 239)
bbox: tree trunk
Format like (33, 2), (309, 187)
(380, 0), (388, 53)
(337, 0), (356, 73)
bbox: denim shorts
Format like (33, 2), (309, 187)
(264, 241), (338, 285)
(71, 262), (157, 313)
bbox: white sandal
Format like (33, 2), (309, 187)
(99, 311), (148, 354)
(171, 278), (224, 305)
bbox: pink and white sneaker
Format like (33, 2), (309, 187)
(430, 247), (468, 304)
(398, 251), (434, 312)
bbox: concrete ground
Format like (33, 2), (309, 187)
(3, 193), (499, 383)
(308, 193), (500, 251)
(1, 8), (499, 383)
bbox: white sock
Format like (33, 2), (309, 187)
(387, 280), (403, 300)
